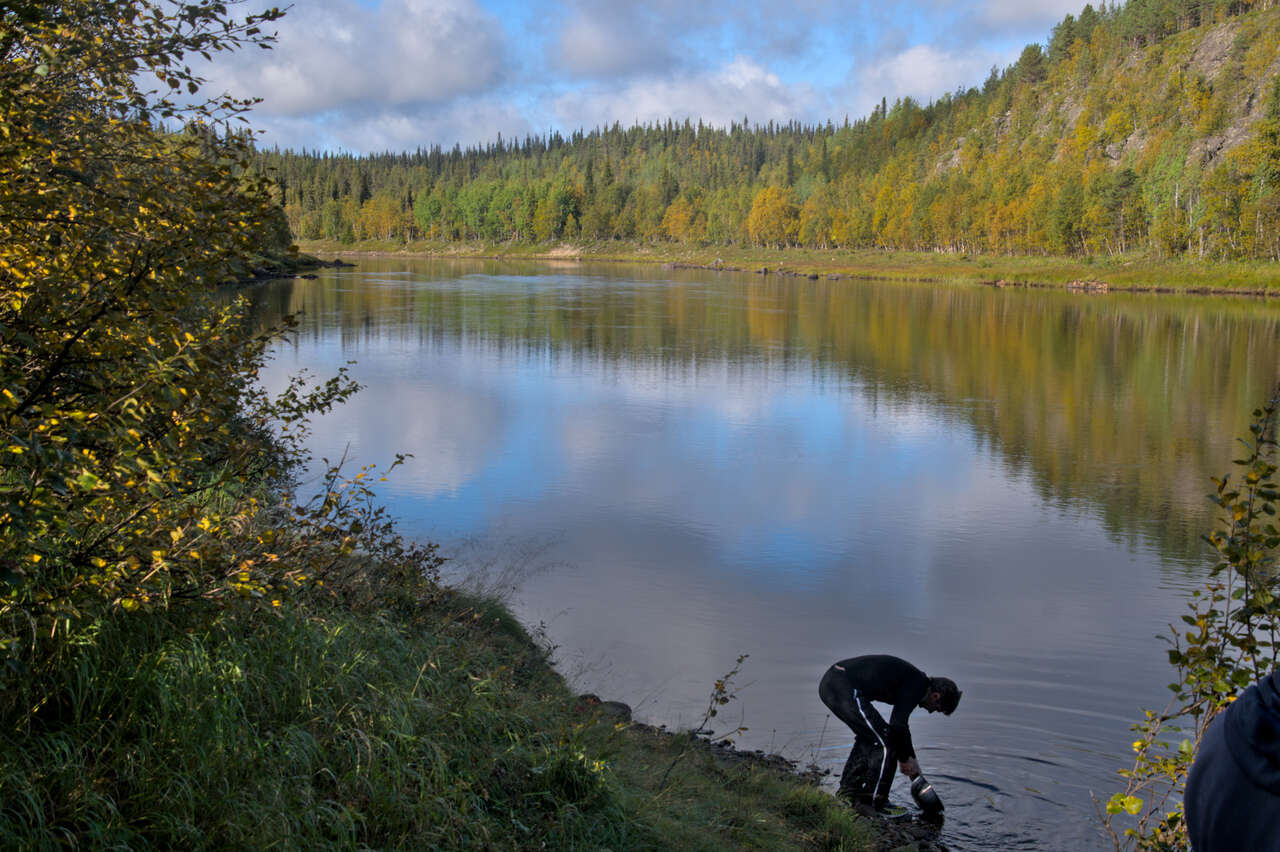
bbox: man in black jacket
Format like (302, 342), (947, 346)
(1184, 668), (1280, 851)
(818, 654), (961, 809)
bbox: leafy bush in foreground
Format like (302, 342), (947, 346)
(0, 1), (449, 702)
(1101, 393), (1279, 850)
(1, 1), (281, 650)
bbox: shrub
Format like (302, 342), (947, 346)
(1100, 393), (1279, 850)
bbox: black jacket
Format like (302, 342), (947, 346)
(1223, 668), (1280, 794)
(832, 654), (930, 758)
(1185, 669), (1280, 852)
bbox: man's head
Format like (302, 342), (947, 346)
(922, 677), (962, 715)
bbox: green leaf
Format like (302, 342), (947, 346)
(74, 471), (103, 490)
(1106, 793), (1145, 816)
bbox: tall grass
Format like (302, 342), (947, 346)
(0, 594), (628, 849)
(1, 590), (873, 849)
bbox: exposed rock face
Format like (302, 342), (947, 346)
(1188, 20), (1238, 79)
(931, 14), (1276, 177)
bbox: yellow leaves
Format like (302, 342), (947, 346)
(0, 2), (360, 642)
(747, 186), (800, 248)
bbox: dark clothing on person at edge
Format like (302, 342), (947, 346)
(1185, 669), (1280, 852)
(825, 655), (930, 757)
(818, 655), (933, 806)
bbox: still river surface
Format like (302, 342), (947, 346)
(246, 258), (1280, 850)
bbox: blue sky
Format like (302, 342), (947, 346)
(204, 0), (1091, 153)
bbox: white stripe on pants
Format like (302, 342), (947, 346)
(851, 688), (891, 801)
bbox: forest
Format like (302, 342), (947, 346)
(258, 0), (1280, 261)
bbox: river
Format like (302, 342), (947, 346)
(246, 257), (1280, 850)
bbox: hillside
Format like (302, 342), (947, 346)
(259, 0), (1280, 262)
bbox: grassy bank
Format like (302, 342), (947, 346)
(0, 585), (888, 850)
(296, 239), (1280, 295)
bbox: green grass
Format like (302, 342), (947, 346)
(297, 238), (1280, 294)
(0, 589), (873, 850)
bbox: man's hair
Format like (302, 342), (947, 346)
(930, 677), (962, 715)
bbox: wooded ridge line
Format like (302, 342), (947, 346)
(258, 0), (1280, 263)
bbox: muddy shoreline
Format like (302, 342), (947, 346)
(576, 693), (950, 852)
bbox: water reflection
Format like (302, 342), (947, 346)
(247, 259), (1280, 850)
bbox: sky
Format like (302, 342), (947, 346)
(201, 0), (1091, 154)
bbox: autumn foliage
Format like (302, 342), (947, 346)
(261, 0), (1280, 261)
(0, 2), (440, 689)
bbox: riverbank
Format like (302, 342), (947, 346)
(0, 575), (946, 850)
(295, 239), (1280, 296)
(229, 249), (354, 285)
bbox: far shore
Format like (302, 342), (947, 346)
(295, 239), (1280, 297)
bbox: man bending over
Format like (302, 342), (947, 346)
(818, 654), (961, 809)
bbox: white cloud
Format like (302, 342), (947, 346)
(203, 0), (510, 116)
(190, 0), (1084, 153)
(552, 10), (677, 78)
(547, 0), (853, 80)
(977, 0), (1091, 29)
(551, 57), (821, 129)
(845, 43), (1005, 116)
(250, 98), (534, 153)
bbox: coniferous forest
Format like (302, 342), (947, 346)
(259, 0), (1280, 262)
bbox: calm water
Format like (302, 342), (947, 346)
(246, 259), (1280, 850)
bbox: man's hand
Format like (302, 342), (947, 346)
(898, 757), (921, 779)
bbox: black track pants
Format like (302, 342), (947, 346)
(819, 665), (897, 805)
